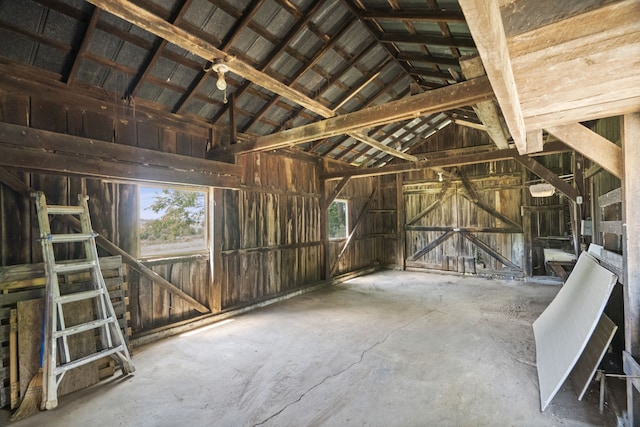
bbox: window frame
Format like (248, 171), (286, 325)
(138, 184), (210, 260)
(328, 199), (349, 240)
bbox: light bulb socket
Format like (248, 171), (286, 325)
(211, 60), (229, 92)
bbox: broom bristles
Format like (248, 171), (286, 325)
(10, 369), (43, 421)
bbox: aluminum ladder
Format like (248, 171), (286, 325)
(34, 192), (134, 410)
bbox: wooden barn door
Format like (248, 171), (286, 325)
(404, 174), (524, 277)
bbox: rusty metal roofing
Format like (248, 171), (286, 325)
(0, 0), (481, 166)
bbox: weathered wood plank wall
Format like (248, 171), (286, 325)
(219, 152), (322, 308)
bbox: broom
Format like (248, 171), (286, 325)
(11, 319), (45, 421)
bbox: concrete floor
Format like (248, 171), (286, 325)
(2, 270), (619, 426)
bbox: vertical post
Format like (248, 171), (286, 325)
(396, 173), (405, 270)
(228, 93), (237, 146)
(623, 113), (640, 425)
(210, 188), (223, 311)
(320, 161), (329, 280)
(573, 152), (584, 256)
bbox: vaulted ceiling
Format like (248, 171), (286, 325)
(0, 0), (483, 167)
(0, 0), (637, 172)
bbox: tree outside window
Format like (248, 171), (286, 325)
(328, 200), (348, 239)
(139, 186), (207, 257)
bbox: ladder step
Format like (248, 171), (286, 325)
(53, 260), (97, 274)
(53, 317), (115, 338)
(49, 233), (94, 243)
(52, 345), (126, 376)
(46, 206), (85, 215)
(55, 288), (104, 304)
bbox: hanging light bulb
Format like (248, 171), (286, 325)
(216, 67), (227, 91)
(211, 60), (229, 91)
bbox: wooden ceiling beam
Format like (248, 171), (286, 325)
(65, 7), (101, 84)
(213, 77), (491, 157)
(546, 123), (623, 179)
(323, 147), (518, 180)
(0, 122), (241, 187)
(87, 0), (336, 119)
(379, 33), (475, 49)
(396, 53), (460, 67)
(323, 139), (571, 180)
(458, 0), (527, 153)
(361, 9), (466, 22)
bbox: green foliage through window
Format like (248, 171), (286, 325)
(328, 200), (347, 239)
(139, 187), (207, 257)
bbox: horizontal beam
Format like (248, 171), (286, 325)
(212, 76), (493, 156)
(323, 147), (517, 180)
(361, 9), (466, 22)
(396, 53), (460, 67)
(379, 33), (475, 48)
(0, 123), (241, 188)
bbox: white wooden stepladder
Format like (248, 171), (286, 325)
(34, 192), (134, 410)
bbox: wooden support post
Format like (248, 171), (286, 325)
(396, 174), (405, 270)
(210, 188), (223, 311)
(623, 113), (640, 425)
(320, 175), (329, 280)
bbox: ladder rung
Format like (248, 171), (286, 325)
(53, 260), (97, 274)
(46, 206), (85, 215)
(53, 317), (115, 338)
(49, 233), (94, 243)
(55, 288), (104, 304)
(53, 345), (125, 376)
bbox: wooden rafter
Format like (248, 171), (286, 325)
(275, 40), (380, 134)
(396, 53), (459, 67)
(65, 7), (101, 84)
(379, 33), (475, 49)
(361, 9), (466, 22)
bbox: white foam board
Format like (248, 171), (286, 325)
(533, 252), (617, 411)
